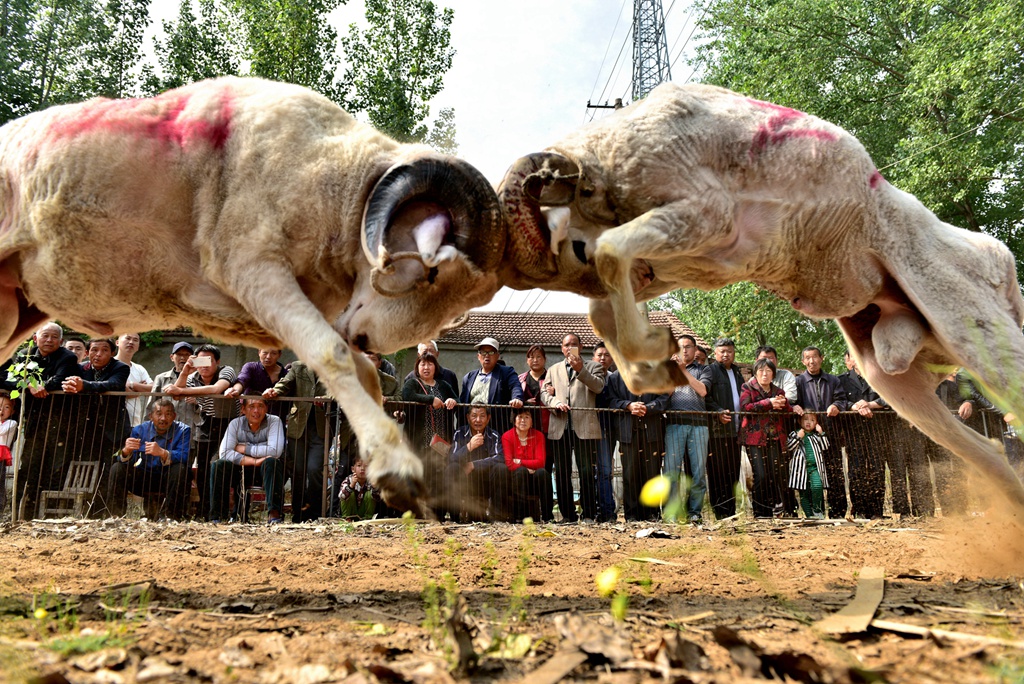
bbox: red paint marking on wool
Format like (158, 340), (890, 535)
(48, 91), (233, 152)
(747, 98), (806, 119)
(870, 169), (885, 189)
(748, 105), (837, 160)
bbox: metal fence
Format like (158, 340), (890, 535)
(4, 392), (1021, 523)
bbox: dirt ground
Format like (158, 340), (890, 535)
(2, 513), (1024, 684)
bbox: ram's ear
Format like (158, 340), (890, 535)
(518, 153), (580, 206)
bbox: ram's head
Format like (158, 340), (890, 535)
(341, 151), (506, 354)
(497, 151), (615, 298)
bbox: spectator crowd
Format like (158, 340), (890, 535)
(1, 322), (1016, 525)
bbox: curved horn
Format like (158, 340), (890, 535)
(497, 152), (581, 285)
(362, 156), (505, 274)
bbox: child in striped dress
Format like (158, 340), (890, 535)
(787, 412), (830, 519)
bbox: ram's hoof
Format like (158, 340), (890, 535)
(376, 472), (430, 518)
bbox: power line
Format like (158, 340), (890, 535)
(587, 0), (631, 123)
(878, 105), (1024, 172)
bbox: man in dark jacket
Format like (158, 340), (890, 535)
(917, 370), (991, 516)
(837, 350), (889, 518)
(2, 322), (81, 519)
(448, 405), (509, 522)
(62, 337), (131, 518)
(606, 370), (669, 521)
(459, 337), (523, 435)
(793, 346), (849, 517)
(703, 338), (746, 519)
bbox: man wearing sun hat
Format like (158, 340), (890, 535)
(459, 337), (524, 435)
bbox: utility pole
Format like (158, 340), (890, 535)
(632, 0), (672, 101)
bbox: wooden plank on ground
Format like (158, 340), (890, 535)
(814, 566), (885, 634)
(870, 619), (1024, 649)
(515, 648), (588, 684)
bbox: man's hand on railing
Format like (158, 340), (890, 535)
(62, 377), (84, 393)
(718, 410), (732, 424)
(262, 388), (279, 399)
(958, 401), (973, 421)
(629, 401), (646, 417)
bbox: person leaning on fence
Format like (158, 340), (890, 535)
(606, 367), (670, 523)
(664, 335), (713, 524)
(62, 337), (132, 518)
(209, 397), (285, 524)
(502, 408), (553, 522)
(448, 405), (510, 522)
(151, 342), (199, 435)
(107, 398), (191, 520)
(401, 351), (458, 518)
(264, 360), (330, 523)
(786, 411), (829, 519)
(1, 323), (80, 519)
(739, 357), (794, 518)
(115, 333), (153, 428)
(226, 349), (287, 418)
(837, 350), (889, 519)
(164, 344), (237, 521)
(591, 343), (618, 524)
(460, 337), (524, 436)
(541, 333), (606, 523)
(704, 338), (746, 520)
(0, 391), (17, 516)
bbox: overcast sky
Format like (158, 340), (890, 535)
(150, 1), (703, 313)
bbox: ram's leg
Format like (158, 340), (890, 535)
(841, 318), (1024, 520)
(216, 259), (425, 515)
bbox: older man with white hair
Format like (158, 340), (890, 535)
(1, 323), (80, 518)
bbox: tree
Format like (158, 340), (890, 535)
(145, 0), (240, 93)
(424, 106), (457, 154)
(692, 0), (1024, 272)
(231, 0), (343, 98)
(0, 0), (38, 122)
(68, 0), (151, 99)
(651, 286), (847, 372)
(339, 0), (455, 142)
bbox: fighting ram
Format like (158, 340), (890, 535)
(498, 81), (1024, 514)
(0, 76), (506, 513)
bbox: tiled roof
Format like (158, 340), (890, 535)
(440, 310), (708, 349)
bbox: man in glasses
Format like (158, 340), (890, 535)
(459, 337), (523, 435)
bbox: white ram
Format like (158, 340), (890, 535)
(0, 76), (506, 513)
(498, 81), (1024, 515)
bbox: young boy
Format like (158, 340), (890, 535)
(338, 456), (379, 520)
(787, 412), (830, 519)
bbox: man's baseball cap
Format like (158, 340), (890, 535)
(171, 342), (195, 354)
(474, 337), (500, 351)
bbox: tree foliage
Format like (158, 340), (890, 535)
(230, 0), (343, 96)
(692, 0), (1024, 271)
(651, 286), (847, 372)
(0, 0), (151, 123)
(424, 106), (457, 154)
(144, 0), (239, 93)
(339, 0), (455, 142)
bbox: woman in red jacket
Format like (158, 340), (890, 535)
(502, 409), (553, 522)
(740, 357), (793, 518)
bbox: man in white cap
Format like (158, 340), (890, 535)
(459, 337), (523, 435)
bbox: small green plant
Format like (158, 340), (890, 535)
(479, 541), (500, 588)
(139, 330), (164, 349)
(506, 519), (535, 622)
